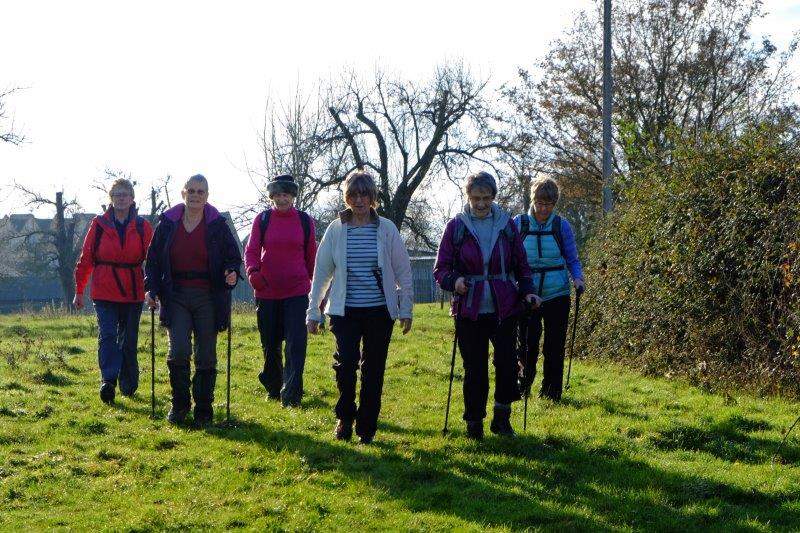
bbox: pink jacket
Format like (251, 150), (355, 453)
(244, 207), (317, 300)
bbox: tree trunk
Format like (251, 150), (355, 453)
(54, 192), (76, 309)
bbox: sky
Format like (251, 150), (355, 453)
(1, 0), (799, 223)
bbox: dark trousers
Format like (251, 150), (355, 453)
(330, 306), (394, 439)
(523, 295), (570, 401)
(167, 286), (217, 371)
(457, 313), (520, 421)
(256, 295), (309, 405)
(94, 301), (143, 394)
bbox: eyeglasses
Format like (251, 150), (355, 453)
(347, 191), (370, 199)
(533, 201), (555, 208)
(185, 188), (207, 195)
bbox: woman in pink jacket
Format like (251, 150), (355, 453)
(244, 174), (317, 407)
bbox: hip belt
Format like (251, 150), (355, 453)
(173, 270), (211, 281)
(531, 264), (566, 296)
(94, 260), (142, 298)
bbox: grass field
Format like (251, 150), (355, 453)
(1, 303), (799, 531)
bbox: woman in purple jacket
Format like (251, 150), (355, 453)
(434, 171), (540, 440)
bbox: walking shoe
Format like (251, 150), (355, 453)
(359, 434), (374, 445)
(490, 406), (516, 437)
(258, 371), (280, 400)
(166, 406), (189, 424)
(99, 381), (115, 405)
(334, 419), (353, 441)
(465, 420), (484, 440)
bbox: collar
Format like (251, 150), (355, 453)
(339, 207), (379, 224)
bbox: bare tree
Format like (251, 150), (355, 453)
(505, 0), (798, 225)
(316, 63), (507, 240)
(0, 86), (25, 145)
(237, 87), (348, 232)
(12, 184), (82, 308)
(91, 168), (171, 218)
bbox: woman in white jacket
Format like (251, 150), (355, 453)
(307, 170), (413, 444)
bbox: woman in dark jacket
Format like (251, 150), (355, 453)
(74, 178), (153, 404)
(144, 174), (241, 425)
(433, 171), (539, 440)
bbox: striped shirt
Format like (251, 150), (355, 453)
(345, 223), (386, 307)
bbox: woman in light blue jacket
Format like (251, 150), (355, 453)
(306, 170), (413, 444)
(514, 176), (584, 401)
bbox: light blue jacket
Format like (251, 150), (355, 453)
(513, 212), (583, 301)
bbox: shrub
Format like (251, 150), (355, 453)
(579, 124), (800, 396)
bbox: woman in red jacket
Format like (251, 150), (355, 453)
(74, 178), (153, 404)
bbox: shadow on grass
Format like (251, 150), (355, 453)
(205, 419), (800, 530)
(560, 396), (650, 421)
(650, 414), (800, 464)
(33, 370), (72, 387)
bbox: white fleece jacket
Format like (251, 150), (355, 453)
(306, 211), (413, 322)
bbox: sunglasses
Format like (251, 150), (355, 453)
(185, 188), (207, 195)
(110, 192), (131, 198)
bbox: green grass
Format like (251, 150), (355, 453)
(1, 304), (799, 531)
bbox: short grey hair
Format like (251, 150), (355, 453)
(464, 171), (498, 197)
(183, 174), (209, 191)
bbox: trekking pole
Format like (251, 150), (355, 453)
(565, 287), (584, 390)
(442, 296), (461, 436)
(150, 307), (156, 419)
(519, 303), (531, 432)
(226, 318), (232, 423)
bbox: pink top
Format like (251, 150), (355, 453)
(244, 207), (317, 300)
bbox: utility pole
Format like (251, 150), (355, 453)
(602, 0), (614, 213)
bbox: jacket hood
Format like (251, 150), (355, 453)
(162, 203), (221, 224)
(98, 203), (139, 231)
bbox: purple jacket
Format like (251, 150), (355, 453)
(144, 203), (242, 332)
(433, 205), (534, 321)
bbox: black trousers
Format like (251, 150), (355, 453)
(256, 295), (309, 405)
(456, 313), (520, 422)
(330, 306), (394, 439)
(522, 295), (571, 401)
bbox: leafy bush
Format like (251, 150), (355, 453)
(579, 124), (800, 396)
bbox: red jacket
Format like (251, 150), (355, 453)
(74, 206), (154, 303)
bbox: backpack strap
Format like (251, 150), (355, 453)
(259, 209), (272, 247)
(551, 215), (564, 257)
(91, 216), (104, 258)
(520, 215), (531, 237)
(298, 210), (311, 252)
(135, 216), (146, 259)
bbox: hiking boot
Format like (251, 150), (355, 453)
(465, 420), (484, 440)
(192, 368), (216, 427)
(490, 406), (515, 437)
(167, 362), (191, 425)
(334, 419), (353, 441)
(99, 381), (115, 405)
